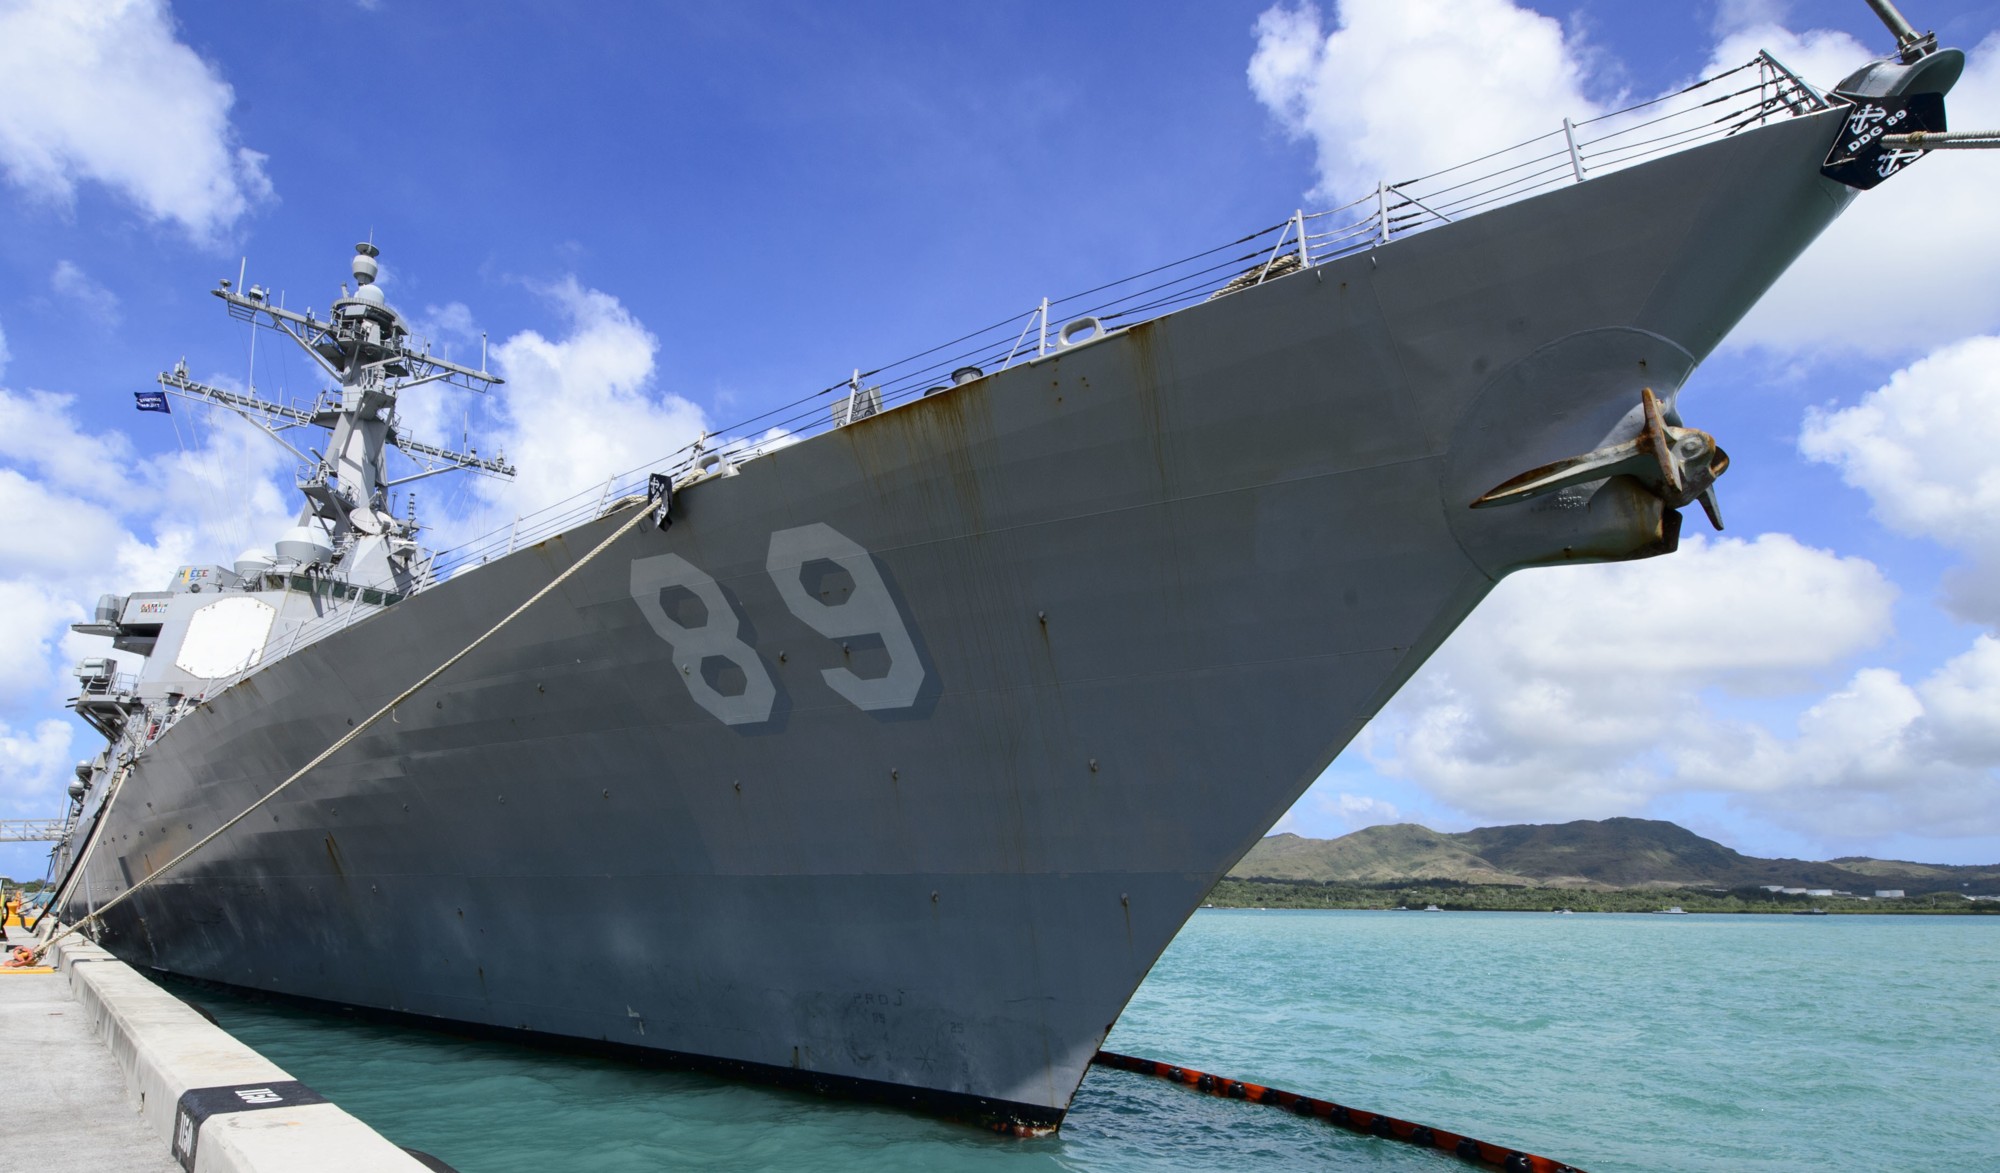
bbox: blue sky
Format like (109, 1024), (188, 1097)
(3, 0), (1999, 880)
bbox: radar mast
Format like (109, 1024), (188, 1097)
(156, 243), (515, 593)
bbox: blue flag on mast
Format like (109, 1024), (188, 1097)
(134, 390), (171, 414)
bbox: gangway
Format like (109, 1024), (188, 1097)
(0, 819), (67, 842)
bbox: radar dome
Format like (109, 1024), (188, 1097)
(274, 526), (334, 566)
(352, 253), (379, 284)
(233, 548), (276, 579)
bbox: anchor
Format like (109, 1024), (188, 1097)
(1472, 387), (1728, 531)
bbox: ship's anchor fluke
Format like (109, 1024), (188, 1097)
(1472, 387), (1728, 530)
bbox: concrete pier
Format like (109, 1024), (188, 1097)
(1, 923), (432, 1172)
(2, 948), (179, 1172)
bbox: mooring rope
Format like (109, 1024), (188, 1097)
(26, 497), (662, 965)
(29, 759), (132, 935)
(1092, 1051), (1586, 1172)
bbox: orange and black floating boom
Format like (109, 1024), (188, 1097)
(1091, 1050), (1588, 1172)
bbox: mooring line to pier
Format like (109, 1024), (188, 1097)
(26, 496), (665, 965)
(1091, 1050), (1586, 1172)
(29, 759), (132, 934)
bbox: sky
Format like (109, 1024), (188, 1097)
(2, 0), (1998, 880)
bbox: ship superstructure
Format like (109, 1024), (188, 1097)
(46, 13), (1971, 1132)
(64, 247), (513, 846)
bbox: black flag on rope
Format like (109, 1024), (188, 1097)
(648, 473), (673, 530)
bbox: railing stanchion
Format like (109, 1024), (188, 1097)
(1376, 182), (1390, 245)
(1255, 217), (1296, 284)
(1037, 297), (1049, 357)
(1563, 117), (1587, 182)
(1293, 209), (1308, 267)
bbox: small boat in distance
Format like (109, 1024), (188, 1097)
(1657, 907), (1689, 915)
(1423, 905), (1443, 912)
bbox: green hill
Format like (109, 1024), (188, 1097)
(1243, 826), (1536, 885)
(1229, 818), (2000, 894)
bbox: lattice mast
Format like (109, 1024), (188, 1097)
(157, 243), (514, 588)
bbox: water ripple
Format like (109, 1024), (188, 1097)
(177, 911), (1999, 1171)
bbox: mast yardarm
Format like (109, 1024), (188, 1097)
(167, 242), (513, 576)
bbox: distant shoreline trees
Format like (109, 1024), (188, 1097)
(1208, 877), (2000, 914)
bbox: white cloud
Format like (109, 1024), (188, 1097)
(0, 388), (137, 500)
(1677, 636), (2000, 837)
(418, 302), (479, 350)
(0, 376), (296, 820)
(388, 301), (487, 466)
(1800, 334), (2000, 624)
(0, 380), (294, 579)
(0, 0), (272, 243)
(0, 468), (131, 577)
(406, 285), (802, 563)
(0, 718), (72, 805)
(732, 426), (802, 459)
(1712, 0), (1790, 40)
(1921, 635), (2000, 764)
(1247, 0), (1603, 201)
(1367, 517), (2000, 841)
(1725, 32), (2000, 354)
(0, 318), (9, 382)
(1706, 21), (1873, 93)
(1237, 6), (2000, 852)
(139, 401), (298, 567)
(1323, 791), (1401, 828)
(1245, 3), (1997, 356)
(50, 260), (120, 326)
(1369, 534), (1897, 822)
(474, 279), (708, 522)
(0, 582), (81, 708)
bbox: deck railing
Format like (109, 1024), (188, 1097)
(411, 54), (1830, 592)
(172, 53), (1831, 716)
(1303, 52), (1831, 264)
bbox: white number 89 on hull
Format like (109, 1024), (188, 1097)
(630, 523), (926, 726)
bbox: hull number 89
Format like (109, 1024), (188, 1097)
(630, 523), (924, 726)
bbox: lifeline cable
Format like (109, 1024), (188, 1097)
(26, 495), (664, 965)
(1092, 1050), (1587, 1172)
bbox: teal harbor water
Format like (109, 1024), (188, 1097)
(179, 911), (1999, 1171)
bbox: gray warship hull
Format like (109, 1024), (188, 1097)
(60, 106), (1859, 1125)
